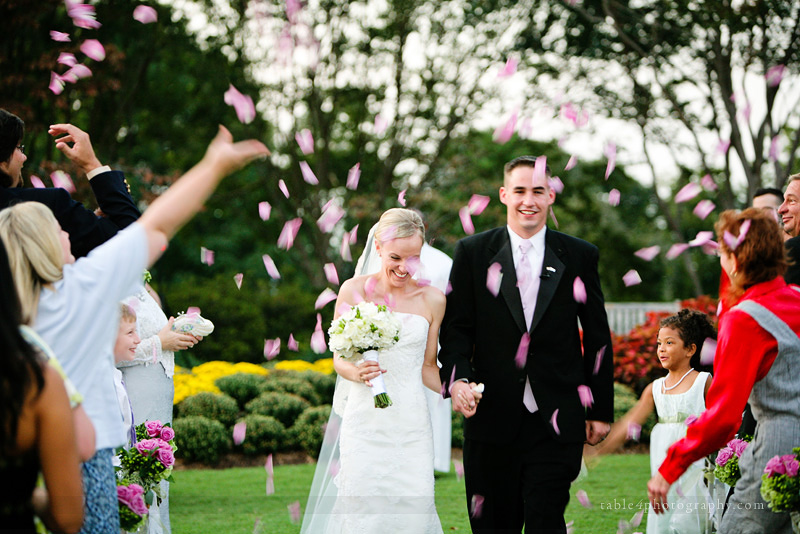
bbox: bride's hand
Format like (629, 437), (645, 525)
(356, 359), (386, 387)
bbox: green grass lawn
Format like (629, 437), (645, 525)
(171, 454), (651, 533)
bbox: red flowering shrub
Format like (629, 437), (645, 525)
(612, 296), (718, 394)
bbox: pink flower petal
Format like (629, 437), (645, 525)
(693, 199), (715, 220)
(468, 194), (490, 215)
(317, 205), (345, 234)
(453, 459), (464, 481)
(233, 421), (247, 445)
(50, 31), (71, 42)
(548, 176), (564, 194)
(689, 231), (714, 247)
(133, 5), (158, 24)
(497, 56), (518, 78)
(374, 114), (388, 135)
(58, 53), (78, 66)
(200, 246), (214, 266)
(262, 254), (281, 279)
(459, 206), (475, 235)
(67, 3), (102, 29)
(324, 263), (339, 286)
(223, 84), (256, 124)
(766, 64), (786, 87)
(631, 510), (644, 527)
(549, 207), (559, 228)
(565, 155), (577, 171)
(533, 155), (548, 184)
(80, 39), (105, 61)
(299, 161), (319, 185)
(724, 219), (751, 250)
(186, 307), (201, 318)
(234, 273), (243, 289)
(258, 201), (271, 221)
(346, 163), (361, 190)
(398, 189), (407, 207)
(288, 501), (301, 523)
(61, 64), (92, 82)
(604, 142), (616, 180)
(608, 188), (620, 206)
(493, 110), (518, 144)
(264, 338), (281, 360)
(310, 314), (327, 354)
(30, 175), (46, 189)
(577, 385), (594, 408)
(383, 292), (396, 309)
(627, 422), (642, 441)
(573, 276), (586, 303)
(295, 129), (314, 154)
(550, 409), (560, 435)
(265, 454), (274, 495)
(716, 138), (731, 154)
(314, 288), (338, 310)
(701, 174), (717, 191)
(576, 489), (592, 509)
(769, 134), (782, 162)
(50, 170), (76, 193)
(288, 334), (299, 351)
(665, 243), (689, 260)
(634, 246), (660, 261)
(674, 183), (702, 203)
(340, 232), (352, 261)
(277, 218), (302, 250)
(515, 332), (530, 369)
(349, 224), (358, 244)
(519, 117), (533, 139)
(470, 494), (485, 518)
(486, 262), (502, 297)
(622, 269), (642, 287)
(364, 276), (378, 299)
(49, 72), (65, 95)
(700, 337), (717, 366)
(593, 345), (606, 376)
(278, 179), (290, 198)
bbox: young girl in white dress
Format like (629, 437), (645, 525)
(591, 308), (716, 533)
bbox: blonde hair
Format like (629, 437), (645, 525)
(0, 203), (65, 324)
(374, 208), (425, 244)
(120, 302), (137, 323)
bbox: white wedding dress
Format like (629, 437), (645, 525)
(302, 312), (443, 534)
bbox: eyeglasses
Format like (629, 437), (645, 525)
(16, 144), (24, 155)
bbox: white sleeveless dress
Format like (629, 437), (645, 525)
(327, 312), (442, 534)
(647, 371), (712, 534)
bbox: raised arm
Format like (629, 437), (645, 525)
(588, 382), (655, 456)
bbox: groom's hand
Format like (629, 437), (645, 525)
(451, 381), (479, 418)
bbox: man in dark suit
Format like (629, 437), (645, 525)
(439, 156), (613, 533)
(778, 175), (800, 285)
(0, 109), (140, 258)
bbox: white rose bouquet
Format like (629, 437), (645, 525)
(328, 301), (401, 408)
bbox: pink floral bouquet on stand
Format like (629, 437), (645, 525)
(117, 482), (148, 531)
(713, 437), (751, 487)
(760, 447), (800, 531)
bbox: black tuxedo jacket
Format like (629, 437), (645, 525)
(438, 226), (613, 444)
(0, 170), (140, 258)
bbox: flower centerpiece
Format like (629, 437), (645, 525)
(328, 301), (401, 408)
(714, 437), (751, 486)
(117, 482), (148, 531)
(760, 447), (800, 532)
(116, 420), (177, 509)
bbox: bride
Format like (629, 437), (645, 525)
(301, 208), (451, 533)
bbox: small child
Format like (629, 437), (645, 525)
(113, 303), (141, 448)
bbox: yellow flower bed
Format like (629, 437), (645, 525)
(173, 359), (333, 404)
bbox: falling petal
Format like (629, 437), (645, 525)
(288, 334), (299, 351)
(515, 332), (530, 369)
(314, 288), (338, 310)
(608, 189), (620, 206)
(470, 495), (485, 518)
(364, 276), (378, 299)
(627, 422), (642, 441)
(398, 189), (407, 207)
(497, 56), (518, 78)
(769, 135), (781, 162)
(693, 199), (715, 220)
(445, 281), (453, 295)
(234, 273), (244, 289)
(576, 489), (592, 509)
(742, 100), (752, 122)
(533, 155), (547, 184)
(262, 254), (281, 279)
(133, 5), (158, 23)
(258, 201), (271, 221)
(766, 64), (786, 87)
(277, 218), (302, 250)
(548, 176), (564, 194)
(701, 241), (719, 256)
(317, 204), (345, 233)
(340, 232), (352, 261)
(186, 307), (201, 318)
(685, 415), (698, 426)
(493, 110), (518, 144)
(30, 175), (46, 189)
(295, 129), (314, 154)
(573, 277), (586, 303)
(453, 459), (464, 481)
(674, 183), (702, 203)
(701, 174), (717, 191)
(233, 422), (247, 445)
(549, 207), (559, 228)
(604, 142), (616, 180)
(310, 313), (327, 354)
(565, 155), (577, 171)
(577, 385), (594, 408)
(468, 194), (490, 215)
(80, 39), (105, 61)
(58, 53), (78, 66)
(631, 510), (645, 527)
(716, 138), (731, 154)
(278, 179), (290, 198)
(383, 292), (396, 309)
(486, 262), (502, 297)
(299, 161), (319, 185)
(67, 3), (102, 29)
(265, 454), (274, 495)
(550, 409), (560, 435)
(634, 246), (660, 261)
(622, 269), (642, 287)
(700, 337), (717, 366)
(200, 246), (215, 266)
(223, 84), (256, 124)
(324, 263), (339, 285)
(346, 163), (361, 190)
(61, 64), (92, 82)
(50, 30), (71, 42)
(406, 256), (422, 277)
(459, 206), (475, 235)
(566, 520), (575, 534)
(665, 243), (689, 260)
(593, 345), (606, 376)
(50, 170), (76, 193)
(618, 519), (632, 533)
(49, 72), (65, 95)
(374, 114), (388, 135)
(724, 219), (751, 250)
(689, 231), (714, 247)
(287, 501), (301, 523)
(519, 117), (533, 139)
(264, 338), (281, 360)
(349, 224), (358, 244)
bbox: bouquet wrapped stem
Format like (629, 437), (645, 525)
(363, 349), (392, 408)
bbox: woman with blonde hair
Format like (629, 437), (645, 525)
(0, 126), (268, 533)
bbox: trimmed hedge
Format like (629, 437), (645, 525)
(259, 375), (322, 405)
(177, 391), (239, 428)
(245, 392), (311, 428)
(295, 371), (336, 404)
(173, 416), (231, 465)
(291, 405), (332, 459)
(215, 373), (268, 409)
(236, 414), (286, 456)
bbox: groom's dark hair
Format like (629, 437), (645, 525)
(0, 110), (24, 187)
(503, 155), (551, 185)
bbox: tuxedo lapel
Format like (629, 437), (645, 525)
(529, 235), (566, 333)
(491, 232), (527, 334)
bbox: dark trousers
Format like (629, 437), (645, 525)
(463, 410), (583, 534)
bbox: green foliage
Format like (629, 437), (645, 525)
(294, 371), (337, 405)
(291, 405), (332, 459)
(177, 392), (239, 428)
(215, 373), (268, 409)
(258, 375), (322, 406)
(451, 410), (464, 449)
(236, 414), (286, 457)
(245, 392), (311, 428)
(172, 416), (231, 465)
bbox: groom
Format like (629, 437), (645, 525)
(439, 156), (613, 533)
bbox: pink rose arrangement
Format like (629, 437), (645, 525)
(760, 447), (800, 514)
(116, 420), (178, 510)
(117, 482), (148, 531)
(714, 436), (751, 487)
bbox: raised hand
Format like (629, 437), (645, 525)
(48, 124), (102, 175)
(201, 125), (270, 177)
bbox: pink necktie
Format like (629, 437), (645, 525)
(517, 241), (538, 412)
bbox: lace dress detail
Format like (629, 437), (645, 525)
(329, 312), (442, 534)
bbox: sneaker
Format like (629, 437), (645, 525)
(172, 312), (214, 336)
